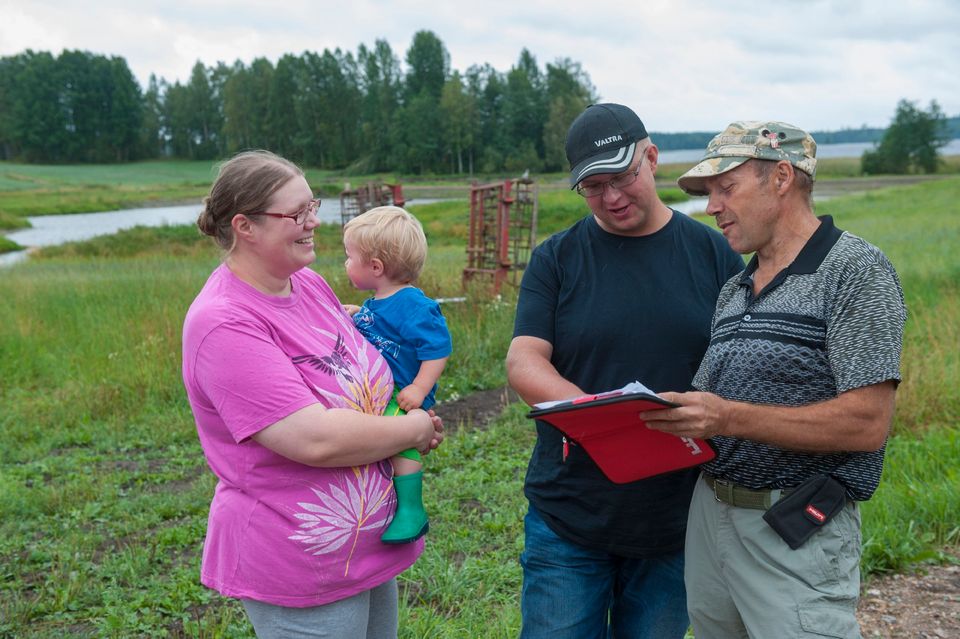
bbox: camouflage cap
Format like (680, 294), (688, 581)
(677, 121), (817, 196)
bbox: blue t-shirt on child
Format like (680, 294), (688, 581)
(352, 287), (452, 410)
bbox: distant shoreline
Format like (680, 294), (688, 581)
(656, 138), (960, 163)
(650, 117), (960, 151)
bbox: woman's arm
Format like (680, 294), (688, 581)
(252, 405), (443, 467)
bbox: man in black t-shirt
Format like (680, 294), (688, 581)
(506, 103), (743, 639)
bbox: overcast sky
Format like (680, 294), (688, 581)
(2, 0), (958, 134)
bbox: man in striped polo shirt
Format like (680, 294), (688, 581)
(644, 121), (906, 639)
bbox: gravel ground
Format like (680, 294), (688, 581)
(858, 564), (960, 638)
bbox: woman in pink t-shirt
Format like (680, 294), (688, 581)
(181, 150), (443, 638)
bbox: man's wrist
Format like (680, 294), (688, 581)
(715, 395), (736, 438)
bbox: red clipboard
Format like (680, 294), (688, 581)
(527, 391), (715, 484)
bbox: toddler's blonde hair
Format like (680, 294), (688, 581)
(343, 206), (428, 283)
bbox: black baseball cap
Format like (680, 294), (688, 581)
(565, 103), (649, 187)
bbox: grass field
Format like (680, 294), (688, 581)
(0, 168), (958, 636)
(4, 154), (958, 230)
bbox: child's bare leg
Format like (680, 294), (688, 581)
(390, 453), (422, 476)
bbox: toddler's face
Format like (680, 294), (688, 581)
(343, 238), (376, 290)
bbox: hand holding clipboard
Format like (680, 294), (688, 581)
(527, 382), (715, 484)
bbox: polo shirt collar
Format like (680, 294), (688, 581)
(739, 215), (843, 293)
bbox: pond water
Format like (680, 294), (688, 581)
(670, 197), (708, 215)
(2, 137), (958, 268)
(0, 196), (709, 267)
(0, 198), (440, 267)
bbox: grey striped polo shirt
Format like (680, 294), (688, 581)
(694, 216), (906, 500)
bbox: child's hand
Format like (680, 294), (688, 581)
(397, 384), (427, 411)
(342, 304), (361, 316)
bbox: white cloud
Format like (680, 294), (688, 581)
(0, 0), (957, 132)
(0, 2), (68, 53)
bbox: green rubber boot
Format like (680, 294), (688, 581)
(384, 396), (405, 417)
(385, 396), (422, 462)
(381, 470), (429, 544)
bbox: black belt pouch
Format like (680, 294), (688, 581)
(762, 474), (847, 549)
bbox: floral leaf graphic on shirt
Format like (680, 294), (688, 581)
(288, 465), (393, 576)
(285, 299), (396, 575)
(341, 370), (393, 416)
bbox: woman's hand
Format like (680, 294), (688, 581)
(405, 408), (444, 455)
(254, 404), (443, 468)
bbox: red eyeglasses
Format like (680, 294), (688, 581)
(247, 198), (321, 225)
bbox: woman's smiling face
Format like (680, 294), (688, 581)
(250, 175), (320, 276)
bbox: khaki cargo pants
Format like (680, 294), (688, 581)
(685, 474), (862, 639)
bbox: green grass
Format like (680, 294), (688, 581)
(859, 427), (960, 575)
(0, 160), (346, 226)
(1, 176), (958, 636)
(806, 177), (960, 577)
(0, 160), (213, 222)
(0, 160), (219, 190)
(0, 234), (23, 252)
(4, 151), (956, 231)
(815, 178), (960, 433)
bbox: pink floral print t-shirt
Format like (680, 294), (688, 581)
(182, 264), (420, 607)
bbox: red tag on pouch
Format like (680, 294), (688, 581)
(805, 504), (826, 523)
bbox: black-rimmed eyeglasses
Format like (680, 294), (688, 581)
(247, 198), (321, 225)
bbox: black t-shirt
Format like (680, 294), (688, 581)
(513, 210), (744, 557)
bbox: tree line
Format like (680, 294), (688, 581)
(0, 31), (599, 174)
(1, 33), (956, 174)
(0, 50), (143, 163)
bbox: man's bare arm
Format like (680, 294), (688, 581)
(644, 381), (896, 453)
(506, 335), (584, 406)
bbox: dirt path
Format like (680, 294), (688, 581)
(858, 564), (960, 638)
(436, 388), (960, 638)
